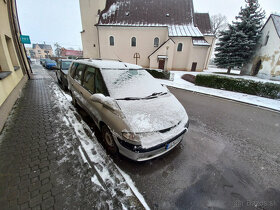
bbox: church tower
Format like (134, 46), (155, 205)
(79, 0), (106, 58)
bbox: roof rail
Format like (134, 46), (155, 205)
(75, 58), (123, 62)
(75, 57), (90, 60)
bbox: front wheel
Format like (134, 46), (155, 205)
(102, 125), (118, 155)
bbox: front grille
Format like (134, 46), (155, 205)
(117, 129), (186, 153)
(158, 121), (181, 133)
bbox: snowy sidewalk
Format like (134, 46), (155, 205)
(0, 64), (148, 209)
(159, 70), (280, 112)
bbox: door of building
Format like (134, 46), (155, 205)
(191, 62), (197, 71)
(158, 59), (165, 70)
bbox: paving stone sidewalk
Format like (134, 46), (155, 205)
(0, 65), (141, 209)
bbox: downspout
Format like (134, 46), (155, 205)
(96, 25), (101, 59)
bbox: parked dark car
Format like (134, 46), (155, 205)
(56, 59), (73, 90)
(45, 59), (57, 69)
(40, 58), (46, 66)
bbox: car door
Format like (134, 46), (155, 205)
(81, 65), (100, 123)
(71, 63), (86, 107)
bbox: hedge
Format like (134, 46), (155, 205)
(195, 74), (280, 99)
(146, 69), (171, 80)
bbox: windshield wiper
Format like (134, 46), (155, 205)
(116, 92), (167, 101)
(116, 97), (141, 101)
(144, 92), (167, 98)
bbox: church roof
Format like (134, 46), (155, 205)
(194, 13), (213, 35)
(98, 0), (195, 26)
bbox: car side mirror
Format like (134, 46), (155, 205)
(90, 94), (121, 113)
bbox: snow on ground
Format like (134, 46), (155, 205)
(116, 166), (151, 210)
(159, 70), (280, 111)
(49, 81), (149, 209)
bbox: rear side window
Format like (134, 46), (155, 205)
(70, 62), (78, 77)
(73, 64), (86, 84)
(83, 66), (96, 94)
(95, 70), (109, 96)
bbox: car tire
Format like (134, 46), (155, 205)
(102, 125), (118, 155)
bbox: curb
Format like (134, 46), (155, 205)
(167, 85), (280, 114)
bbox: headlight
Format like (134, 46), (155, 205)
(122, 132), (137, 141)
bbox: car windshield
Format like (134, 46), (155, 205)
(61, 61), (72, 70)
(46, 60), (56, 64)
(101, 69), (167, 99)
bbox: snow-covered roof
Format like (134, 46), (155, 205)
(75, 59), (142, 70)
(194, 13), (213, 35)
(192, 37), (210, 46)
(271, 14), (280, 38)
(168, 25), (203, 37)
(98, 0), (195, 26)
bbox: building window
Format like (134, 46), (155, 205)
(177, 43), (183, 51)
(5, 35), (19, 68)
(154, 37), (159, 47)
(264, 32), (269, 46)
(131, 37), (136, 47)
(109, 36), (114, 46)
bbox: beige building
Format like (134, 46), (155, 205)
(0, 0), (32, 131)
(242, 14), (280, 80)
(79, 0), (215, 71)
(26, 43), (53, 59)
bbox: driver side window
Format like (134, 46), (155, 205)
(95, 70), (109, 96)
(83, 66), (96, 94)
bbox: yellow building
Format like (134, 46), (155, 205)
(0, 0), (32, 131)
(26, 43), (54, 59)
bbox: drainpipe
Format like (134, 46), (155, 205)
(96, 25), (101, 59)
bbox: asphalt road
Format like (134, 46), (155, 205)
(115, 87), (280, 210)
(48, 68), (280, 209)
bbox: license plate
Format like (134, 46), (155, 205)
(165, 136), (182, 150)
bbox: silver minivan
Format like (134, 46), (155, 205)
(68, 59), (189, 161)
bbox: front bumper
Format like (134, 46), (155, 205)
(115, 129), (187, 161)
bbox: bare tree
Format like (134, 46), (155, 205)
(211, 14), (228, 35)
(54, 42), (62, 57)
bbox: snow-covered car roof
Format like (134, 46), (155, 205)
(74, 59), (142, 70)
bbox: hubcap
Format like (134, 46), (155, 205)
(105, 132), (114, 147)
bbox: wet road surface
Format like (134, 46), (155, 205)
(49, 69), (280, 209)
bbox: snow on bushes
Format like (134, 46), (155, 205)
(195, 74), (280, 99)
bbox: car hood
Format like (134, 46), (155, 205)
(116, 93), (187, 133)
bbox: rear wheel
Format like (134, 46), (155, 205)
(102, 125), (118, 155)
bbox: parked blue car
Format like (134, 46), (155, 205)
(45, 59), (57, 69)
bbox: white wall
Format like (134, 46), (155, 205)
(247, 18), (280, 80)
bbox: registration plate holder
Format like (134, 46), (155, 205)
(165, 136), (182, 150)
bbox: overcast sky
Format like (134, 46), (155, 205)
(16, 0), (280, 50)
